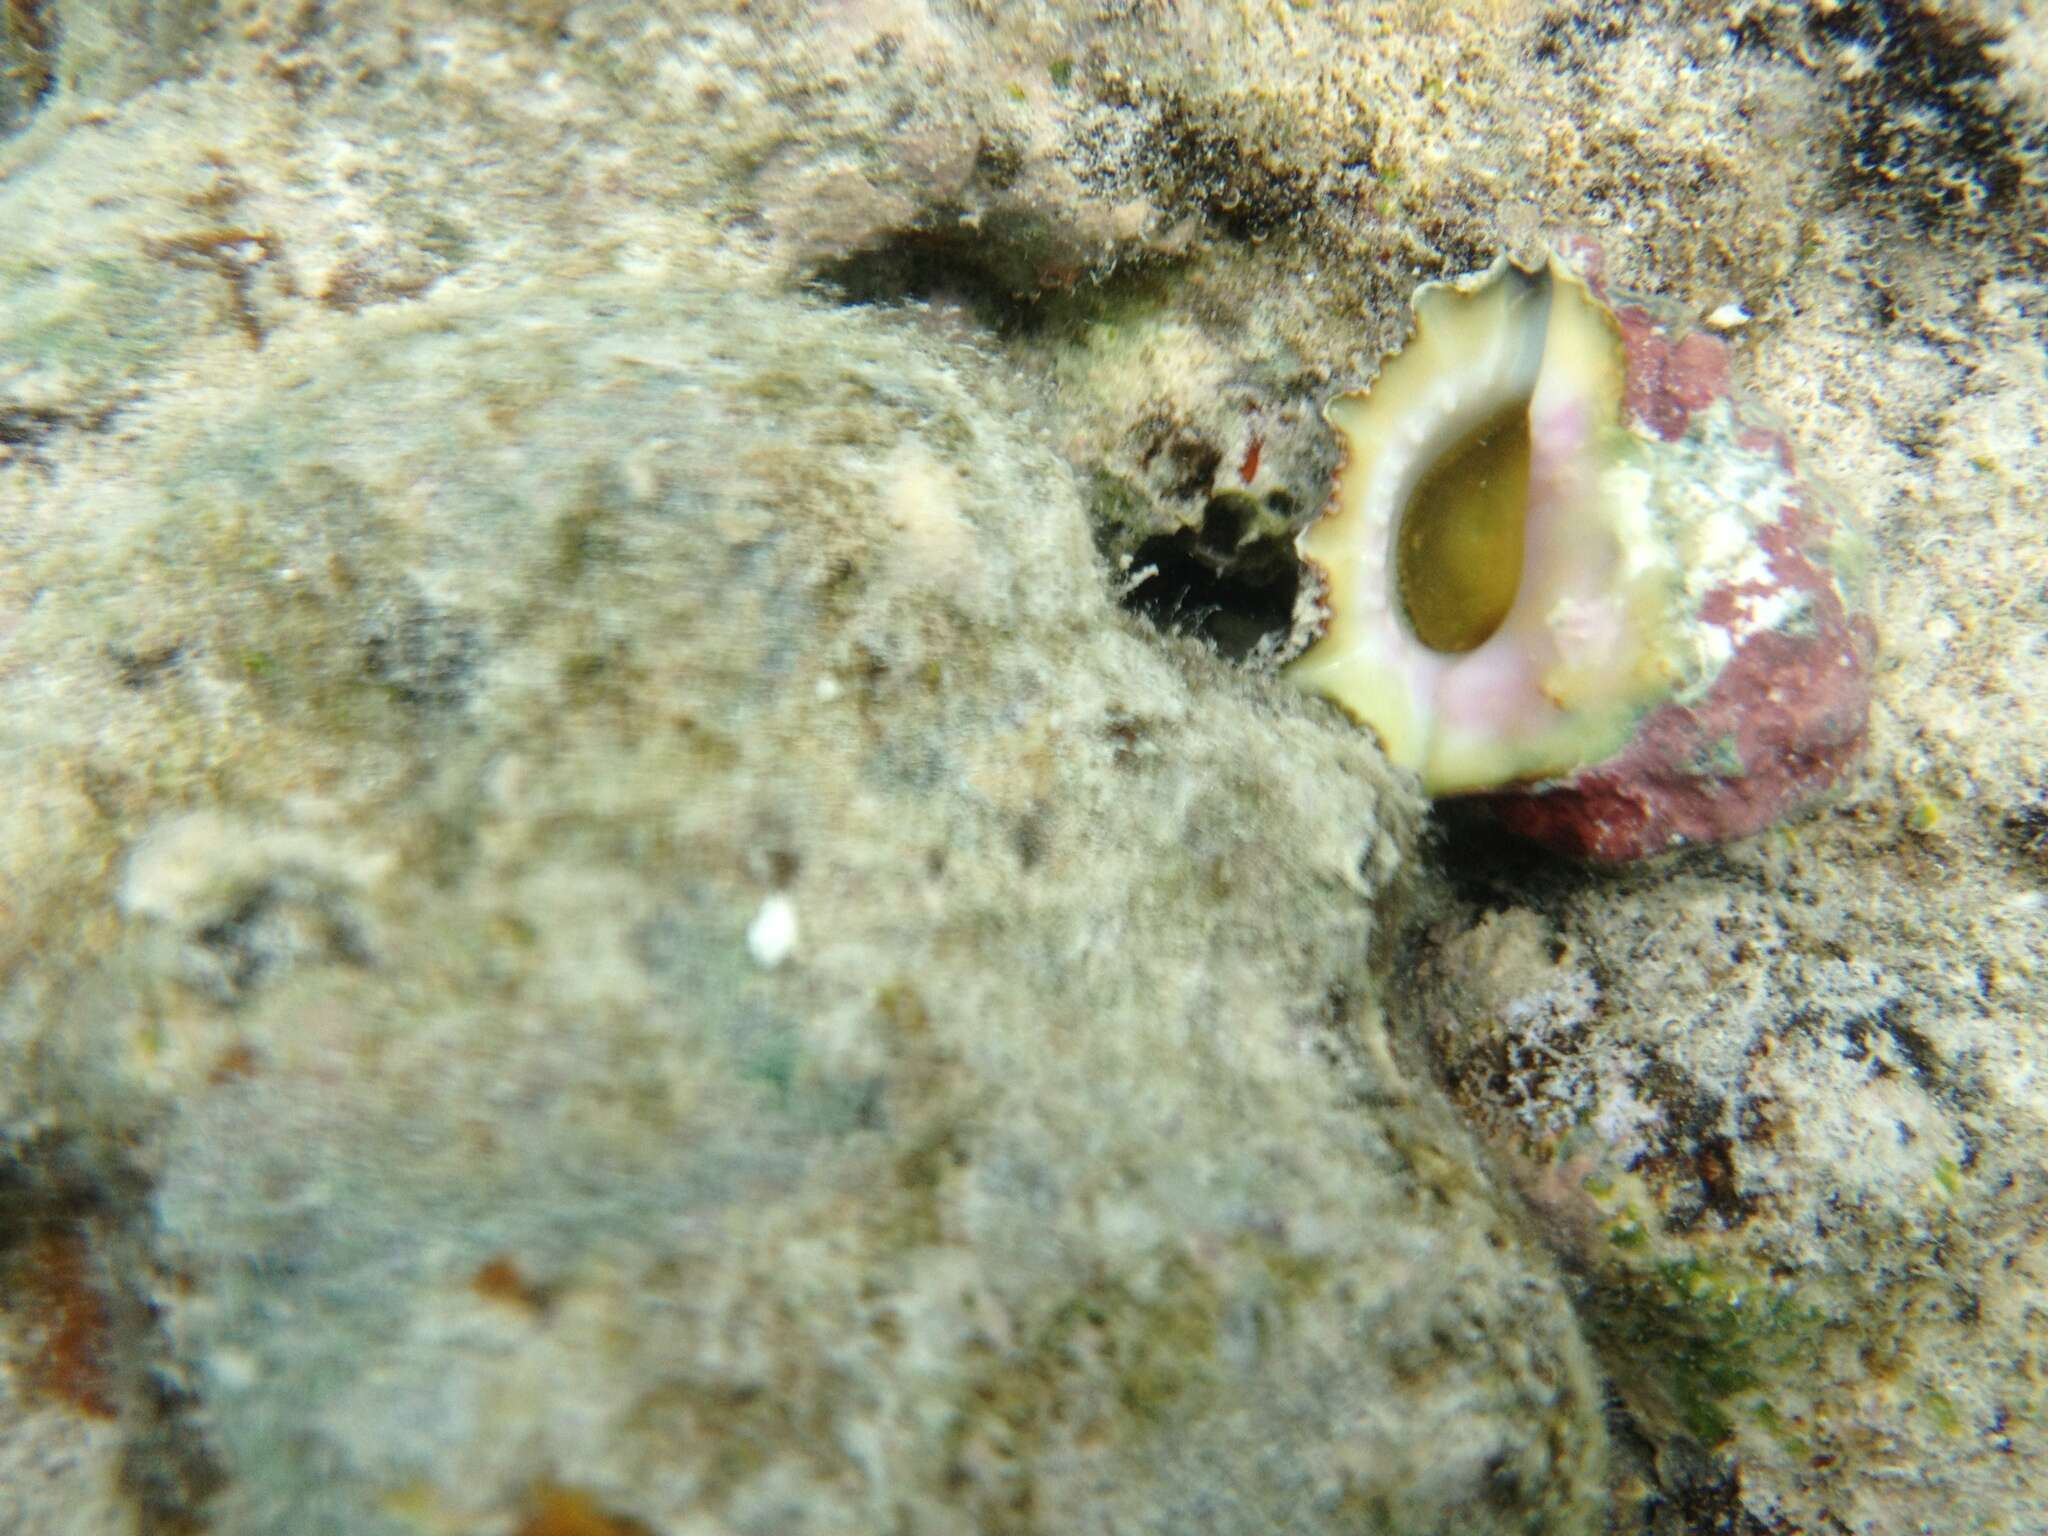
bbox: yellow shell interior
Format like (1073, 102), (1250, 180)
(1394, 399), (1531, 654)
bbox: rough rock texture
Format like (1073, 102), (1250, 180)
(1417, 247), (2048, 1531)
(5, 1), (2048, 1533)
(1399, 6), (2048, 1529)
(0, 44), (1611, 1530)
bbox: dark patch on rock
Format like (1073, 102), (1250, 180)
(0, 0), (54, 131)
(1121, 493), (1299, 659)
(1807, 1), (2039, 224)
(1427, 803), (1618, 905)
(318, 254), (437, 313)
(144, 228), (283, 349)
(1841, 999), (1938, 1086)
(111, 642), (186, 690)
(1630, 1059), (1758, 1234)
(1530, 3), (1635, 64)
(0, 403), (66, 448)
(362, 598), (480, 710)
(810, 206), (1173, 337)
(187, 875), (375, 1006)
(1623, 1429), (1794, 1535)
(2001, 790), (2048, 875)
(1690, 1133), (1761, 1232)
(0, 1130), (226, 1530)
(1128, 92), (1324, 241)
(1134, 411), (1224, 504)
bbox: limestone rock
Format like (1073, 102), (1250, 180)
(0, 240), (1605, 1532)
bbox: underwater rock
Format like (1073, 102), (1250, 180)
(1288, 249), (1877, 862)
(0, 242), (1612, 1530)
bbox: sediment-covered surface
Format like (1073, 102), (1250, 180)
(3, 2), (2045, 1532)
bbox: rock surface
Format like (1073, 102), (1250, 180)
(4, 1), (2048, 1533)
(0, 34), (1609, 1528)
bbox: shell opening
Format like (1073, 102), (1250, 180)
(1394, 396), (1532, 654)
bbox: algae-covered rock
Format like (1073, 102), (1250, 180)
(1405, 113), (2048, 1524)
(0, 0), (216, 135)
(11, 0), (2048, 1531)
(1421, 803), (2048, 1536)
(0, 247), (1609, 1531)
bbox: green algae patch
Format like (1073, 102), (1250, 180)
(1567, 1172), (1827, 1449)
(1582, 1252), (1825, 1448)
(1748, 1398), (1807, 1461)
(1923, 1387), (1965, 1437)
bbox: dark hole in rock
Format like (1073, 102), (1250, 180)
(812, 217), (1075, 336)
(1430, 800), (1612, 896)
(812, 212), (1178, 339)
(1196, 492), (1251, 552)
(1121, 493), (1299, 660)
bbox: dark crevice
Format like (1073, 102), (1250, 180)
(1429, 799), (1620, 904)
(1807, 1), (2038, 223)
(0, 1132), (225, 1533)
(816, 220), (1055, 331)
(812, 226), (1180, 337)
(1119, 493), (1299, 659)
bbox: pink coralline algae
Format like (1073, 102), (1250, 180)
(1287, 245), (1877, 862)
(1482, 294), (1874, 860)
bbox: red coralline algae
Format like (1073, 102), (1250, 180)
(1482, 573), (1874, 862)
(1479, 284), (1876, 861)
(13, 1227), (120, 1420)
(1615, 306), (1733, 444)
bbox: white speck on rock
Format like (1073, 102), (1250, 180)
(747, 894), (799, 969)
